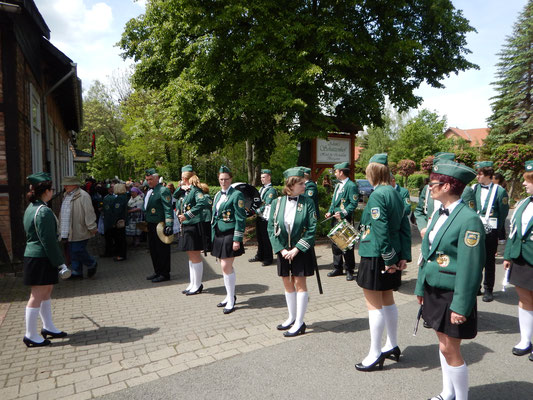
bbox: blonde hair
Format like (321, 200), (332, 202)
(524, 171), (533, 183)
(114, 183), (126, 195)
(182, 171), (201, 187)
(282, 176), (304, 195)
(365, 163), (390, 186)
(199, 182), (210, 194)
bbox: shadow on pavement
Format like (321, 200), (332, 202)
(478, 310), (519, 335)
(470, 380), (533, 399)
(312, 317), (367, 334)
(51, 326), (159, 347)
(237, 293), (286, 310)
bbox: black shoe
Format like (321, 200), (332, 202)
(41, 329), (68, 339)
(146, 273), (158, 280)
(529, 353), (533, 362)
(327, 269), (344, 277)
(152, 275), (170, 283)
(423, 320), (432, 329)
(23, 337), (51, 348)
(182, 289), (190, 294)
(482, 290), (494, 302)
(223, 306), (236, 314)
(355, 353), (386, 372)
(262, 260), (273, 266)
(67, 274), (83, 280)
(186, 284), (203, 296)
(427, 395), (445, 400)
(217, 296), (237, 308)
(248, 256), (262, 262)
(283, 323), (306, 337)
(382, 346), (401, 362)
(346, 270), (355, 281)
(87, 263), (98, 278)
(277, 321), (295, 331)
(512, 343), (532, 356)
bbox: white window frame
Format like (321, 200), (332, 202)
(29, 84), (43, 173)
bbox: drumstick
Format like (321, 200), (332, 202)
(320, 215), (335, 224)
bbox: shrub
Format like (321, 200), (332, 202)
(407, 174), (428, 190)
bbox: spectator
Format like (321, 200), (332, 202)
(126, 187), (144, 246)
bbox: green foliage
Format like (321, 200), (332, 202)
(493, 144), (533, 175)
(407, 174), (428, 190)
(267, 132), (300, 185)
(420, 155), (434, 174)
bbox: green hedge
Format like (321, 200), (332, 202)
(406, 174), (428, 190)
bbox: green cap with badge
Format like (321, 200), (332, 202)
(283, 167), (304, 179)
(333, 162), (350, 170)
(475, 161), (493, 169)
(525, 161), (533, 171)
(145, 168), (157, 176)
(432, 160), (476, 184)
(181, 165), (193, 173)
(302, 167), (311, 174)
(219, 165), (231, 173)
(433, 152), (455, 164)
(27, 172), (52, 185)
(261, 169), (271, 175)
(369, 153), (388, 165)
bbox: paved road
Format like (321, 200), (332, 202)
(0, 227), (531, 399)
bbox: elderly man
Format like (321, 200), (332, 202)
(59, 176), (98, 279)
(144, 168), (174, 283)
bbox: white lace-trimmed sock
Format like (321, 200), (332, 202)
(25, 307), (44, 342)
(224, 271), (236, 310)
(186, 261), (194, 292)
(39, 299), (60, 333)
(189, 261), (203, 292)
(381, 304), (398, 352)
(447, 362), (468, 400)
(438, 350), (455, 400)
(516, 307), (533, 349)
(281, 291), (296, 328)
(362, 308), (385, 366)
(288, 292), (308, 333)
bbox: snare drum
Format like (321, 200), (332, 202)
(327, 219), (360, 252)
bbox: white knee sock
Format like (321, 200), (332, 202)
(516, 307), (533, 349)
(362, 308), (385, 366)
(438, 351), (455, 400)
(39, 299), (60, 333)
(281, 291), (297, 327)
(288, 292), (308, 333)
(25, 307), (43, 342)
(190, 261), (203, 292)
(186, 261), (193, 292)
(447, 362), (468, 400)
(381, 304), (398, 352)
(224, 271), (236, 309)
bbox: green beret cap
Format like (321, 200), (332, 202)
(333, 162), (350, 170)
(432, 160), (476, 184)
(283, 167), (304, 179)
(27, 172), (51, 185)
(369, 153), (388, 165)
(145, 168), (157, 176)
(302, 167), (311, 174)
(525, 161), (533, 171)
(219, 165), (231, 174)
(475, 161), (493, 169)
(261, 169), (272, 175)
(181, 165), (193, 173)
(433, 152), (455, 164)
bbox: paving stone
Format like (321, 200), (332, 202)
(89, 362), (123, 378)
(57, 371), (91, 387)
(175, 340), (203, 354)
(74, 375), (109, 393)
(37, 384), (75, 400)
(212, 349), (241, 361)
(56, 391), (91, 400)
(147, 347), (177, 362)
(108, 368), (142, 384)
(186, 356), (216, 369)
(0, 385), (18, 400)
(91, 382), (127, 398)
(140, 359), (171, 374)
(125, 372), (159, 388)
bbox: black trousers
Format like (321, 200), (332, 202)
(111, 227), (127, 258)
(483, 230), (499, 290)
(147, 222), (171, 278)
(104, 229), (115, 256)
(255, 218), (273, 262)
(331, 217), (356, 272)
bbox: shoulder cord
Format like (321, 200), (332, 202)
(34, 205), (60, 244)
(273, 196), (283, 237)
(423, 186), (429, 215)
(479, 184), (499, 221)
(509, 197), (529, 239)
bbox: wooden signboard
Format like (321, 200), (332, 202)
(310, 132), (356, 181)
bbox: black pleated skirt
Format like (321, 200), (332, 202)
(422, 282), (477, 339)
(23, 257), (58, 286)
(509, 256), (533, 291)
(177, 223), (205, 251)
(211, 226), (245, 259)
(277, 247), (316, 277)
(356, 256), (401, 291)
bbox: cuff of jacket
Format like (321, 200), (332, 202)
(382, 248), (398, 266)
(295, 239), (311, 253)
(233, 230), (244, 242)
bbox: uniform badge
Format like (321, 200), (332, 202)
(436, 253), (450, 267)
(353, 194), (358, 201)
(151, 208), (156, 214)
(405, 199), (410, 205)
(502, 197), (508, 205)
(371, 207), (380, 219)
(268, 193), (273, 199)
(434, 165), (439, 171)
(166, 196), (170, 202)
(469, 201), (475, 209)
(464, 231), (480, 247)
(297, 203), (303, 212)
(208, 199), (213, 205)
(198, 193), (204, 199)
(308, 190), (314, 197)
(362, 227), (370, 239)
(115, 203), (120, 208)
(313, 211), (317, 220)
(238, 199), (244, 208)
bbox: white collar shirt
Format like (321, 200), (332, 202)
(429, 199), (462, 248)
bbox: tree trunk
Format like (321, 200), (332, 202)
(246, 139), (255, 184)
(297, 140), (312, 167)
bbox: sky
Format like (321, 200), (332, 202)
(34, 0), (528, 130)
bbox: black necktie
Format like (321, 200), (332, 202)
(439, 208), (449, 216)
(530, 196), (533, 202)
(288, 196), (298, 201)
(480, 184), (490, 189)
(221, 191), (227, 195)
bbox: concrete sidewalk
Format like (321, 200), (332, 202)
(0, 229), (530, 399)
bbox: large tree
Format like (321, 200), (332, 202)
(487, 1), (533, 148)
(119, 0), (476, 176)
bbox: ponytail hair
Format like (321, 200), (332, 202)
(26, 181), (52, 203)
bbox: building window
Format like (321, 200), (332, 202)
(29, 84), (42, 173)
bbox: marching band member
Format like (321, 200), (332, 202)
(415, 160), (485, 400)
(355, 153), (411, 371)
(267, 168), (317, 337)
(211, 166), (247, 314)
(174, 165), (209, 295)
(503, 161), (533, 361)
(302, 167), (320, 220)
(391, 174), (411, 216)
(199, 182), (213, 254)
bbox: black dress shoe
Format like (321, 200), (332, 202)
(427, 395), (445, 400)
(355, 353), (386, 372)
(262, 260), (273, 266)
(346, 270), (355, 281)
(482, 290), (494, 302)
(152, 275), (170, 283)
(248, 256), (262, 262)
(327, 269), (344, 277)
(146, 273), (158, 280)
(223, 306), (235, 314)
(423, 320), (432, 329)
(283, 323), (306, 337)
(217, 295), (237, 308)
(182, 289), (190, 294)
(23, 337), (51, 348)
(276, 321), (295, 331)
(512, 343), (532, 356)
(382, 346), (401, 362)
(186, 284), (203, 296)
(41, 329), (68, 339)
(529, 352), (533, 361)
(87, 263), (98, 278)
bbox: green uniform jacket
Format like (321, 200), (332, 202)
(414, 185), (477, 231)
(23, 201), (65, 267)
(102, 194), (115, 231)
(267, 195), (317, 254)
(173, 186), (209, 225)
(328, 179), (359, 218)
(394, 184), (411, 216)
(358, 185), (412, 266)
(472, 183), (509, 230)
(504, 198), (533, 264)
(304, 180), (320, 220)
(114, 194), (128, 225)
(415, 201), (486, 317)
(258, 184), (277, 215)
(203, 194), (213, 223)
(143, 183), (174, 227)
(211, 186), (247, 242)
